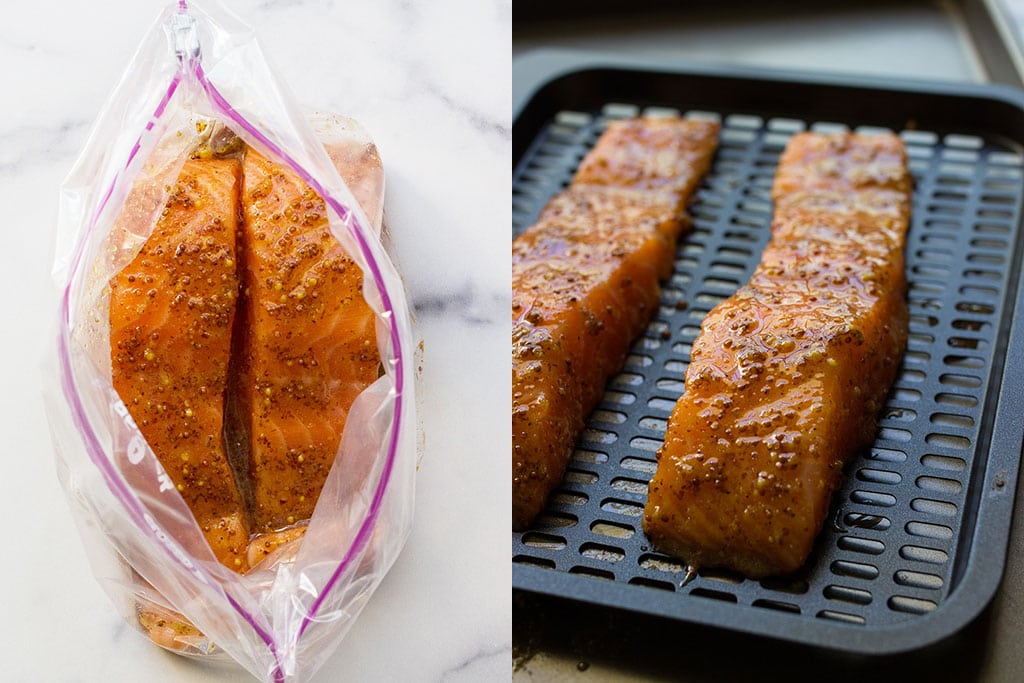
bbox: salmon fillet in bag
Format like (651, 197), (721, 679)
(45, 3), (417, 681)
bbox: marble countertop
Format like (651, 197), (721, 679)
(0, 0), (509, 681)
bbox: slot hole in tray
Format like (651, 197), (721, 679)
(895, 570), (945, 590)
(563, 469), (598, 486)
(911, 498), (959, 517)
(591, 521), (636, 540)
(551, 491), (589, 507)
(753, 599), (801, 615)
(893, 387), (922, 402)
(921, 454), (967, 472)
(856, 469), (902, 486)
(924, 433), (971, 450)
(639, 554), (686, 574)
(580, 543), (626, 564)
(952, 318), (993, 331)
(629, 577), (675, 592)
(522, 533), (566, 551)
(610, 477), (649, 495)
(621, 457), (657, 474)
(916, 476), (964, 495)
(831, 560), (880, 580)
(514, 555), (556, 570)
(888, 596), (939, 615)
(572, 449), (608, 465)
(844, 513), (891, 531)
(690, 587), (739, 603)
(817, 610), (866, 626)
(960, 285), (1001, 300)
(759, 576), (810, 595)
(899, 545), (950, 565)
(568, 566), (615, 581)
(824, 585), (873, 606)
(610, 376), (643, 393)
(850, 490), (898, 507)
(600, 498), (644, 518)
(906, 521), (954, 540)
(930, 412), (974, 429)
(837, 536), (885, 555)
(534, 512), (579, 529)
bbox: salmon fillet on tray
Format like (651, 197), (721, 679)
(513, 119), (912, 581)
(644, 131), (912, 577)
(512, 116), (721, 530)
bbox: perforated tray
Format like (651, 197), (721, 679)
(512, 52), (1024, 654)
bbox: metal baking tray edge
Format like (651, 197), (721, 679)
(512, 49), (1024, 655)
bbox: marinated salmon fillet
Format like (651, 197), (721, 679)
(236, 149), (381, 533)
(109, 125), (387, 651)
(512, 117), (720, 530)
(644, 132), (911, 577)
(313, 114), (386, 235)
(110, 156), (249, 570)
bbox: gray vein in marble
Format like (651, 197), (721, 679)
(397, 0), (419, 18)
(368, 1), (510, 144)
(440, 641), (511, 681)
(0, 121), (90, 176)
(412, 286), (505, 326)
(111, 616), (129, 643)
(422, 79), (511, 142)
(0, 34), (57, 56)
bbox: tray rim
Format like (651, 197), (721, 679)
(511, 48), (1024, 655)
(512, 48), (1024, 127)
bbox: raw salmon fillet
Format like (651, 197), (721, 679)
(512, 117), (720, 530)
(109, 125), (387, 651)
(313, 114), (386, 234)
(236, 149), (381, 533)
(643, 132), (911, 577)
(110, 157), (249, 570)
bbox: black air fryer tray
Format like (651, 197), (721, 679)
(512, 51), (1024, 654)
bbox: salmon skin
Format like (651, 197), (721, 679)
(644, 132), (911, 577)
(110, 157), (249, 570)
(512, 117), (720, 530)
(236, 149), (381, 533)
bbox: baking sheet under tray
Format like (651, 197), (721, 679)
(511, 52), (1024, 654)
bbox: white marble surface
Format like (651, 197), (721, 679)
(0, 0), (510, 681)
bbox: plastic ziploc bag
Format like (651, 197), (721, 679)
(45, 2), (416, 681)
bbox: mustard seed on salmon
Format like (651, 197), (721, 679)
(110, 156), (250, 570)
(643, 132), (911, 577)
(512, 117), (720, 530)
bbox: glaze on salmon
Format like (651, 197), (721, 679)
(512, 117), (720, 530)
(236, 149), (381, 533)
(111, 129), (385, 571)
(643, 132), (911, 577)
(110, 157), (249, 570)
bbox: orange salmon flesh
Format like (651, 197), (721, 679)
(235, 149), (380, 533)
(110, 141), (380, 572)
(512, 117), (720, 530)
(643, 132), (911, 577)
